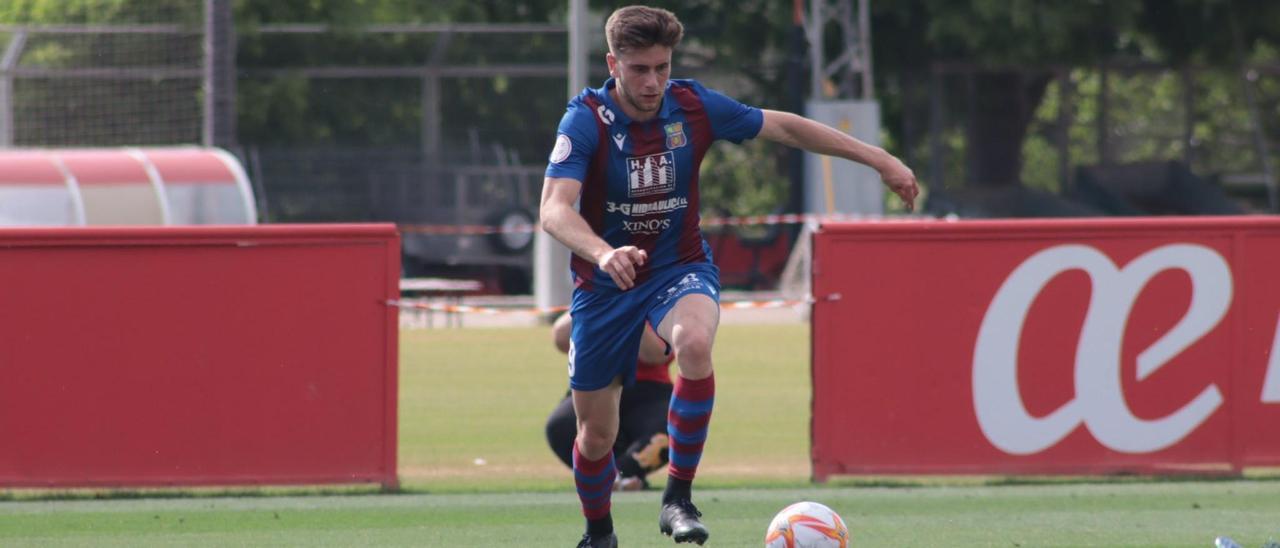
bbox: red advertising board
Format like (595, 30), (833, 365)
(0, 224), (399, 488)
(811, 216), (1280, 479)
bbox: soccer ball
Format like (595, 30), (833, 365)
(764, 501), (850, 548)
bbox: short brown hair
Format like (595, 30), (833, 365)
(605, 6), (683, 54)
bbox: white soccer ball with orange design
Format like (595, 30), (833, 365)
(764, 501), (850, 548)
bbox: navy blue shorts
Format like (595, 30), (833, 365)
(567, 263), (720, 391)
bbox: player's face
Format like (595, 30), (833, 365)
(607, 45), (672, 119)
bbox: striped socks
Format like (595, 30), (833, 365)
(573, 442), (615, 535)
(665, 373), (714, 501)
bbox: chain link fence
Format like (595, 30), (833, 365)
(0, 3), (204, 146)
(3, 5), (1278, 288)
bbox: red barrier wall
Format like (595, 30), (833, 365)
(811, 216), (1280, 479)
(0, 224), (399, 488)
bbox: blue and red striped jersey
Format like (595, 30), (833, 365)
(545, 78), (763, 292)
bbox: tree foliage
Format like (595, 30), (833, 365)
(4, 0), (1278, 206)
(0, 0), (200, 24)
(873, 0), (1279, 191)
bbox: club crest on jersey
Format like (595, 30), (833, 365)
(664, 122), (687, 149)
(626, 152), (676, 198)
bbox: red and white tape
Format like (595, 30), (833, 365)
(388, 299), (568, 315)
(398, 212), (924, 236)
(388, 297), (812, 315)
(720, 299), (804, 309)
(398, 224), (528, 236)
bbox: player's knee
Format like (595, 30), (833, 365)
(576, 424), (617, 460)
(673, 325), (714, 366)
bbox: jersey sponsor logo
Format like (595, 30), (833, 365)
(612, 132), (627, 151)
(549, 134), (572, 164)
(596, 105), (615, 126)
(622, 218), (671, 234)
(627, 152), (676, 198)
(606, 197), (689, 217)
(664, 122), (687, 149)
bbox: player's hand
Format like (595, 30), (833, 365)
(598, 246), (648, 290)
(879, 158), (920, 212)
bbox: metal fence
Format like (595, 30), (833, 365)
(3, 9), (1278, 288)
(0, 23), (204, 147)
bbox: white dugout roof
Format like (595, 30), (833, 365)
(0, 147), (257, 226)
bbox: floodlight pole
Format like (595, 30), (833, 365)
(800, 0), (883, 216)
(808, 0), (872, 100)
(533, 0), (585, 316)
(203, 0), (236, 148)
(0, 30), (27, 147)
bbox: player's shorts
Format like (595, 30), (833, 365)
(567, 262), (720, 391)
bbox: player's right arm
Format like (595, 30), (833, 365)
(539, 177), (647, 290)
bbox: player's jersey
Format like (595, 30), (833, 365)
(545, 78), (763, 292)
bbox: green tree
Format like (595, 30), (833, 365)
(872, 0), (1280, 189)
(10, 0), (1276, 200)
(232, 0), (569, 149)
(0, 0), (199, 24)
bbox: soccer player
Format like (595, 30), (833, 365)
(544, 312), (674, 492)
(540, 6), (919, 547)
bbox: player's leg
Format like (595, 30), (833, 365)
(649, 266), (720, 544)
(568, 291), (647, 546)
(563, 386), (646, 492)
(658, 289), (720, 492)
(545, 392), (577, 470)
(573, 381), (623, 541)
(658, 292), (719, 380)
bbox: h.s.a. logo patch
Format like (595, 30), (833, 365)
(626, 152), (676, 198)
(664, 122), (687, 149)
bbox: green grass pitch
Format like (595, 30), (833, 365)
(1, 324), (1278, 546)
(1, 483), (1278, 546)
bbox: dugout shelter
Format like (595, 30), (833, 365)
(0, 147), (257, 226)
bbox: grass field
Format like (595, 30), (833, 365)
(2, 323), (1279, 546)
(1, 482), (1278, 546)
(399, 324), (813, 492)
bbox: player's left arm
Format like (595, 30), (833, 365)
(756, 109), (919, 211)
